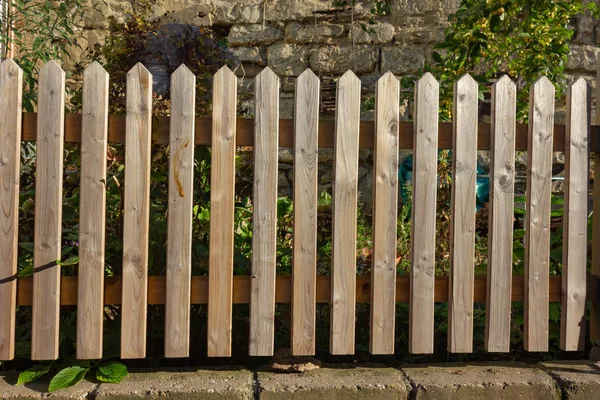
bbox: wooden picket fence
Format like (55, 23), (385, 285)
(0, 58), (599, 361)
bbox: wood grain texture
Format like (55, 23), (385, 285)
(249, 67), (279, 356)
(32, 61), (65, 360)
(409, 73), (439, 354)
(0, 59), (22, 360)
(121, 63), (152, 359)
(485, 75), (516, 353)
(165, 65), (196, 358)
(208, 66), (237, 357)
(16, 274), (597, 306)
(77, 62), (109, 360)
(560, 78), (590, 351)
(370, 72), (399, 355)
(524, 77), (555, 352)
(591, 60), (600, 345)
(291, 69), (319, 356)
(330, 71), (361, 355)
(448, 74), (478, 354)
(19, 112), (599, 152)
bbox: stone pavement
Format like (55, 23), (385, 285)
(1, 361), (599, 399)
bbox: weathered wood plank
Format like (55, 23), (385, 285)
(409, 73), (439, 355)
(77, 62), (109, 360)
(370, 72), (399, 355)
(32, 61), (65, 360)
(291, 69), (320, 356)
(560, 78), (590, 351)
(165, 65), (196, 358)
(0, 59), (22, 360)
(485, 75), (516, 353)
(207, 66), (237, 357)
(330, 71), (361, 355)
(18, 112), (600, 152)
(524, 77), (555, 352)
(448, 74), (478, 354)
(121, 63), (152, 359)
(15, 274), (597, 306)
(249, 67), (279, 356)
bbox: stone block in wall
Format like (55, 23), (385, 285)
(381, 45), (426, 75)
(84, 0), (132, 29)
(285, 22), (346, 44)
(310, 45), (378, 75)
(567, 44), (600, 72)
(160, 4), (212, 26)
(228, 24), (283, 47)
(394, 27), (445, 44)
(212, 1), (263, 24)
(573, 16), (596, 45)
(349, 22), (395, 44)
(230, 46), (267, 65)
(264, 0), (368, 22)
(267, 43), (310, 76)
(390, 0), (460, 17)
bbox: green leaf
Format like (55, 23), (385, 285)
(96, 362), (128, 383)
(17, 364), (52, 385)
(48, 366), (88, 392)
(57, 256), (80, 266)
(490, 14), (501, 33)
(432, 51), (443, 63)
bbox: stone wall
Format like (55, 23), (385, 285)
(73, 0), (600, 206)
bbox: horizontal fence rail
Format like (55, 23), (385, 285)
(0, 59), (599, 361)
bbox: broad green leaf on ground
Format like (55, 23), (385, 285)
(48, 366), (88, 392)
(17, 363), (51, 385)
(96, 361), (128, 383)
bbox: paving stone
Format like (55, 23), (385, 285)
(540, 360), (600, 400)
(257, 364), (407, 400)
(94, 368), (253, 400)
(403, 362), (560, 400)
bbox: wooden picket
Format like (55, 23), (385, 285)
(331, 71), (361, 355)
(370, 72), (400, 355)
(0, 59), (22, 360)
(1, 59), (600, 362)
(524, 77), (555, 352)
(32, 61), (65, 360)
(249, 67), (280, 356)
(560, 78), (590, 351)
(448, 74), (478, 353)
(165, 65), (196, 358)
(207, 66), (237, 357)
(121, 63), (152, 359)
(409, 73), (439, 354)
(77, 62), (109, 360)
(485, 75), (516, 352)
(291, 69), (320, 356)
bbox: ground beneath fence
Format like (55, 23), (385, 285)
(2, 361), (600, 399)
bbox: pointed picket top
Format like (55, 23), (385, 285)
(83, 61), (108, 81)
(377, 70), (399, 87)
(172, 63), (194, 79)
(298, 68), (318, 83)
(39, 60), (65, 78)
(492, 75), (516, 100)
(569, 77), (589, 93)
(339, 69), (360, 86)
(127, 62), (151, 78)
(416, 71), (439, 88)
(0, 58), (22, 78)
(256, 66), (279, 82)
(215, 64), (236, 80)
(531, 76), (555, 95)
(494, 74), (514, 86)
(455, 73), (478, 90)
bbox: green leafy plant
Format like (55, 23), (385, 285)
(17, 359), (127, 392)
(401, 0), (598, 121)
(0, 0), (86, 111)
